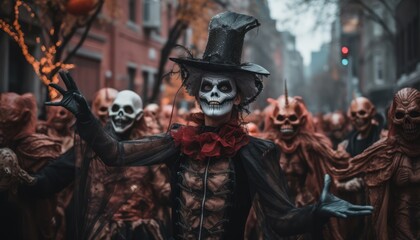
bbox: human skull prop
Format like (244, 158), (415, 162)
(270, 96), (307, 140)
(0, 148), (35, 190)
(390, 88), (420, 141)
(109, 90), (143, 134)
(198, 73), (237, 117)
(348, 97), (375, 134)
(92, 88), (119, 126)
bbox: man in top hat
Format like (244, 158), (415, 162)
(47, 11), (372, 239)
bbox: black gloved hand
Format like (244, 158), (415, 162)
(46, 71), (91, 121)
(317, 174), (373, 218)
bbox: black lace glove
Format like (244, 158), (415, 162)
(317, 174), (373, 218)
(45, 71), (91, 121)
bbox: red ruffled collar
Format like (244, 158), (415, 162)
(170, 114), (249, 160)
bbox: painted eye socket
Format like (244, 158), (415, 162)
(351, 112), (357, 117)
(358, 110), (366, 115)
(395, 111), (405, 119)
(124, 106), (134, 114)
(218, 83), (232, 92)
(99, 106), (108, 112)
(201, 82), (213, 92)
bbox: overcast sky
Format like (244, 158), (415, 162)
(267, 0), (337, 66)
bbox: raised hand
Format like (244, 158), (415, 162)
(45, 71), (90, 119)
(318, 174), (373, 218)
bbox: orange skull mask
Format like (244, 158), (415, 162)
(348, 97), (375, 134)
(328, 112), (347, 139)
(389, 88), (420, 141)
(46, 105), (75, 132)
(270, 96), (308, 140)
(91, 88), (119, 126)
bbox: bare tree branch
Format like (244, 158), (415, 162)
(354, 0), (395, 44)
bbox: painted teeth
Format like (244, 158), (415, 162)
(209, 101), (220, 105)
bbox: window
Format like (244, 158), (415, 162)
(143, 0), (161, 29)
(142, 69), (157, 100)
(129, 0), (136, 23)
(142, 71), (150, 100)
(128, 67), (136, 90)
(372, 4), (383, 37)
(374, 53), (384, 85)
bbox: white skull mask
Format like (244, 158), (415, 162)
(109, 90), (143, 134)
(198, 74), (237, 117)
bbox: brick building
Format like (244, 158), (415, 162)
(0, 0), (180, 106)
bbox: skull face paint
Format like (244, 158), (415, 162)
(198, 73), (237, 117)
(109, 90), (143, 134)
(390, 88), (420, 141)
(348, 97), (375, 134)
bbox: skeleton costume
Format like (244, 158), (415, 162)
(332, 88), (420, 240)
(47, 11), (373, 240)
(74, 90), (170, 240)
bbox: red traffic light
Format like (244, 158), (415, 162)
(341, 46), (349, 54)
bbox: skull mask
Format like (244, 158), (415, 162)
(46, 106), (74, 132)
(329, 112), (347, 139)
(270, 96), (307, 140)
(92, 88), (119, 126)
(390, 88), (420, 141)
(198, 73), (237, 117)
(109, 90), (143, 134)
(348, 97), (375, 134)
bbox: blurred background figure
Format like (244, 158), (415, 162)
(325, 111), (351, 149)
(91, 88), (119, 127)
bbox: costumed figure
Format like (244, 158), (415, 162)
(91, 88), (119, 126)
(325, 111), (351, 150)
(67, 90), (170, 239)
(144, 103), (164, 134)
(263, 85), (345, 207)
(99, 90), (171, 239)
(47, 11), (373, 240)
(339, 97), (381, 157)
(335, 97), (382, 239)
(333, 88), (420, 239)
(255, 85), (348, 239)
(43, 105), (76, 240)
(0, 92), (61, 240)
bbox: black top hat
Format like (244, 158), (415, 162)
(170, 11), (270, 76)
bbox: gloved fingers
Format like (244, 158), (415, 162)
(49, 83), (66, 95)
(321, 174), (331, 201)
(45, 101), (62, 106)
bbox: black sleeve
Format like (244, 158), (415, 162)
(76, 112), (179, 166)
(19, 147), (77, 198)
(241, 137), (321, 237)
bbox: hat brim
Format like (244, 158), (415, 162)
(169, 57), (270, 76)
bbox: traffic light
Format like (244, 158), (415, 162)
(341, 46), (349, 66)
